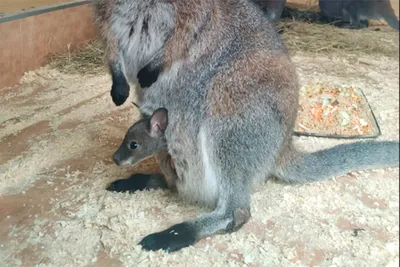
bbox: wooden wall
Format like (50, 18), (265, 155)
(0, 3), (96, 88)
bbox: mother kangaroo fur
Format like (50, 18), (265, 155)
(92, 0), (400, 253)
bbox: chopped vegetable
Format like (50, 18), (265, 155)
(295, 82), (378, 136)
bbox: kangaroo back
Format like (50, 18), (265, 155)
(274, 141), (400, 183)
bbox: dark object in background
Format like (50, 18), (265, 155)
(281, 6), (324, 22)
(251, 0), (287, 22)
(319, 0), (399, 30)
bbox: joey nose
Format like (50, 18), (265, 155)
(113, 152), (121, 166)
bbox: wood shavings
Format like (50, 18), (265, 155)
(0, 50), (398, 267)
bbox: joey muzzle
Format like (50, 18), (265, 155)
(113, 146), (131, 166)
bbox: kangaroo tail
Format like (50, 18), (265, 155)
(383, 14), (399, 31)
(274, 141), (399, 183)
(378, 2), (400, 30)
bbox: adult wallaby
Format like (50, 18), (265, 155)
(251, 0), (287, 22)
(92, 0), (400, 253)
(319, 0), (399, 30)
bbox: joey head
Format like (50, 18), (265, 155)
(113, 108), (168, 167)
(109, 108), (177, 193)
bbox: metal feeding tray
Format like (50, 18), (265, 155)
(293, 83), (381, 139)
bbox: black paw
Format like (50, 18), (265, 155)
(137, 63), (161, 89)
(111, 82), (130, 106)
(139, 223), (197, 253)
(106, 174), (168, 193)
(106, 174), (152, 193)
(106, 178), (133, 193)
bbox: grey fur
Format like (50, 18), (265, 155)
(319, 0), (399, 30)
(274, 141), (400, 182)
(92, 0), (174, 105)
(93, 0), (400, 252)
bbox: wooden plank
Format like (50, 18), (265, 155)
(0, 0), (81, 14)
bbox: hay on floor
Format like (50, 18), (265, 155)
(48, 40), (106, 75)
(48, 19), (399, 75)
(277, 19), (399, 58)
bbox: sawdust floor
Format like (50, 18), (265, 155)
(0, 52), (399, 267)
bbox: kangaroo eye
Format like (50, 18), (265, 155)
(129, 142), (139, 149)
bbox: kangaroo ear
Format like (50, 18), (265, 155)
(149, 108), (168, 137)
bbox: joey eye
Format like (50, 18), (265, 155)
(129, 142), (139, 149)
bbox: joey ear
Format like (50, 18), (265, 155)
(149, 108), (168, 137)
